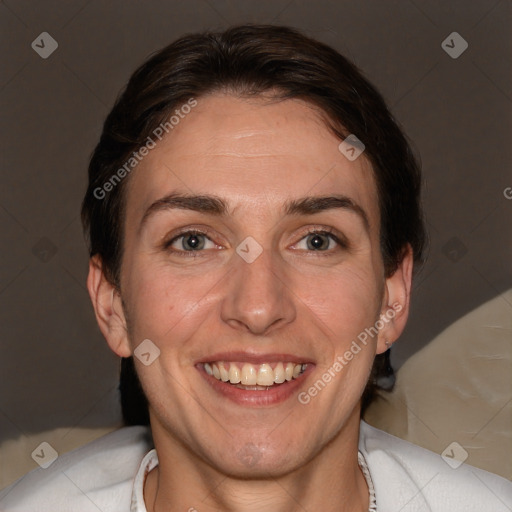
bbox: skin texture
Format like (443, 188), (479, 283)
(87, 93), (413, 512)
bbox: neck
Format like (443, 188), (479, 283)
(144, 415), (369, 512)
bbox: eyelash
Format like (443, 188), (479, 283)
(162, 227), (347, 257)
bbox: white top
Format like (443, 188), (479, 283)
(1, 421), (510, 511)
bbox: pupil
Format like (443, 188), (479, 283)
(185, 235), (202, 250)
(309, 234), (326, 250)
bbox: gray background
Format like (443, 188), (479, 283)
(1, 0), (511, 447)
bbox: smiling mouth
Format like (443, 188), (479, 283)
(203, 361), (308, 389)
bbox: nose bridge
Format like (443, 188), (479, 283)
(220, 240), (296, 335)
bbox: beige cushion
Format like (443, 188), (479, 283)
(365, 289), (512, 479)
(0, 426), (118, 490)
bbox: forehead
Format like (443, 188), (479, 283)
(125, 94), (379, 226)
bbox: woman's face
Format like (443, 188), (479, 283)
(105, 93), (409, 477)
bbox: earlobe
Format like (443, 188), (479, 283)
(376, 245), (414, 354)
(86, 256), (132, 358)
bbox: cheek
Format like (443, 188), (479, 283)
(122, 259), (225, 346)
(297, 264), (382, 348)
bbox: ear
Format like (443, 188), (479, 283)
(86, 255), (132, 358)
(376, 245), (414, 355)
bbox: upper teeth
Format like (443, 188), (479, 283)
(204, 362), (306, 386)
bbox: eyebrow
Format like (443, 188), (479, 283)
(139, 193), (370, 233)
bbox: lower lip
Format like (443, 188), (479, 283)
(198, 365), (314, 406)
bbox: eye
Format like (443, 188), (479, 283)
(166, 231), (217, 252)
(294, 230), (343, 252)
(163, 228), (345, 256)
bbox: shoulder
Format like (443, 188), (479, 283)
(359, 421), (512, 512)
(0, 426), (152, 512)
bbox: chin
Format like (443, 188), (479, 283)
(218, 450), (301, 479)
(202, 434), (308, 479)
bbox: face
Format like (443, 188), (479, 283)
(91, 93), (411, 478)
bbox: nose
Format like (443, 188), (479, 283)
(220, 245), (296, 335)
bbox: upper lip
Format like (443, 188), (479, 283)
(196, 351), (314, 365)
